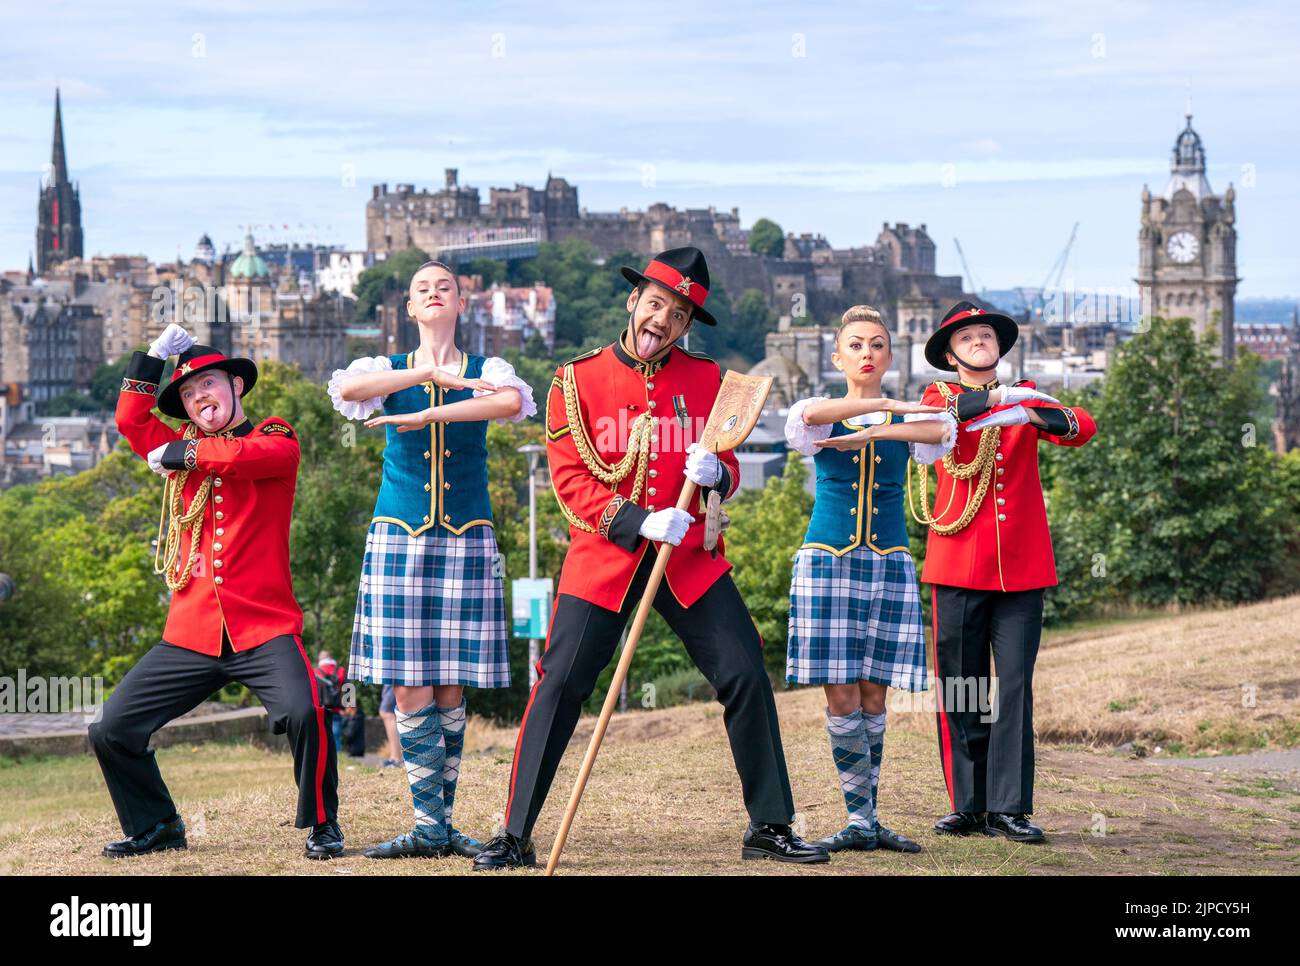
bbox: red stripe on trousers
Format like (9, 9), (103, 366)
(293, 636), (328, 825)
(931, 586), (956, 810)
(504, 596), (562, 829)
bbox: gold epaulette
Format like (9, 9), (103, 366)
(562, 345), (604, 366)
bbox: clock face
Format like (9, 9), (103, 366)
(1167, 231), (1200, 264)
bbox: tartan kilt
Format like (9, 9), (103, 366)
(787, 546), (928, 691)
(348, 521), (511, 688)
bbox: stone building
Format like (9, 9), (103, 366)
(36, 90), (83, 275)
(1136, 113), (1239, 357)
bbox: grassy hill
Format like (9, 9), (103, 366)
(2, 595), (1298, 875)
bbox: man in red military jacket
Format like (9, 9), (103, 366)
(915, 301), (1096, 843)
(474, 247), (825, 869)
(89, 323), (342, 860)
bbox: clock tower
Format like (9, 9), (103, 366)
(1136, 113), (1238, 357)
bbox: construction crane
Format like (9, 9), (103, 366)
(953, 238), (983, 296)
(1040, 222), (1079, 297)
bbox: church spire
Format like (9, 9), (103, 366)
(51, 87), (68, 184)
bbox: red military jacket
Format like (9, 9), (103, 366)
(920, 378), (1096, 592)
(546, 335), (741, 611)
(116, 351), (303, 655)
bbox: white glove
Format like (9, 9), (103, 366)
(638, 507), (693, 546)
(149, 323), (195, 359)
(146, 443), (174, 477)
(996, 385), (1060, 407)
(966, 406), (1031, 432)
(684, 442), (724, 487)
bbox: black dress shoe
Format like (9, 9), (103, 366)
(985, 812), (1045, 842)
(103, 816), (187, 858)
(741, 823), (830, 864)
(875, 824), (922, 853)
(933, 811), (988, 836)
(304, 820), (345, 860)
(472, 832), (536, 870)
(362, 830), (451, 859)
(819, 824), (878, 852)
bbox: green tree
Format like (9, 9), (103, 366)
(1045, 317), (1291, 614)
(351, 247), (430, 326)
(748, 218), (785, 258)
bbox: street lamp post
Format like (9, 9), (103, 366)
(517, 443), (546, 689)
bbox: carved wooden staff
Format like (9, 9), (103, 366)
(544, 370), (774, 875)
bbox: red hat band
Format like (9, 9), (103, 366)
(942, 307), (991, 330)
(640, 259), (709, 308)
(172, 353), (228, 381)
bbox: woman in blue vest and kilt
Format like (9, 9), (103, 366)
(784, 305), (955, 854)
(327, 260), (535, 860)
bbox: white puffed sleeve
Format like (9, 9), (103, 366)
(476, 357), (538, 423)
(904, 411), (957, 465)
(327, 356), (392, 421)
(784, 396), (833, 456)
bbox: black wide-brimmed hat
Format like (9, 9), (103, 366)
(620, 246), (717, 326)
(156, 344), (259, 420)
(924, 300), (1019, 371)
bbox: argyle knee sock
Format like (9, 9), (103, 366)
(395, 701), (447, 844)
(437, 699), (466, 830)
(864, 710), (886, 828)
(826, 708), (874, 830)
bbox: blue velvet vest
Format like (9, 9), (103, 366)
(371, 352), (493, 535)
(801, 413), (911, 555)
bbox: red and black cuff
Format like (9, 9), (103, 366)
(1037, 406), (1080, 440)
(604, 498), (649, 553)
(121, 351), (165, 395)
(160, 439), (200, 471)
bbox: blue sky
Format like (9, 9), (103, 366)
(1, 0), (1297, 298)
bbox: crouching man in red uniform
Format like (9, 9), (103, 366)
(916, 302), (1096, 843)
(90, 323), (342, 860)
(473, 248), (825, 869)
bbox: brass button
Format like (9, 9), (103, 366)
(650, 453), (658, 461)
(996, 483), (1004, 491)
(997, 467), (1005, 476)
(213, 542), (223, 551)
(216, 511), (224, 520)
(424, 450), (431, 459)
(444, 482), (451, 490)
(648, 487), (657, 496)
(997, 513), (1006, 522)
(216, 528), (224, 536)
(995, 452), (1004, 461)
(214, 576), (223, 586)
(997, 497), (1006, 506)
(424, 483), (431, 492)
(214, 477), (222, 487)
(648, 504), (656, 511)
(214, 559), (223, 568)
(215, 495), (223, 504)
(646, 381), (655, 390)
(648, 400), (657, 409)
(649, 469), (658, 478)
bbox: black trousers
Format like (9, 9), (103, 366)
(89, 634), (339, 838)
(504, 554), (795, 839)
(931, 585), (1044, 814)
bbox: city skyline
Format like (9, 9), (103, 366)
(1, 1), (1296, 297)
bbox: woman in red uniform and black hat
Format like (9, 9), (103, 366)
(90, 323), (343, 860)
(913, 301), (1095, 843)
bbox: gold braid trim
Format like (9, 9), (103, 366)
(554, 363), (655, 534)
(153, 424), (215, 591)
(908, 381), (1001, 536)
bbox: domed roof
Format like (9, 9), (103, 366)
(229, 234), (269, 278)
(1164, 114), (1214, 201)
(749, 353), (807, 381)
